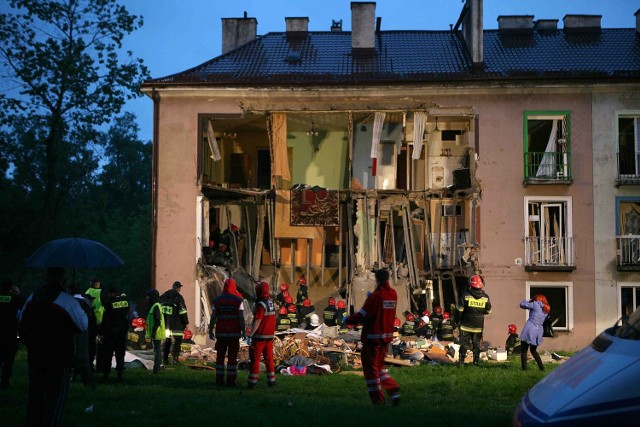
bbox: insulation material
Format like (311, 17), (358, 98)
(370, 112), (386, 176)
(206, 120), (222, 161)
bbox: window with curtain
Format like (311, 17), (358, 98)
(524, 111), (571, 182)
(524, 196), (574, 267)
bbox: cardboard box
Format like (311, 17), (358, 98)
(488, 349), (507, 361)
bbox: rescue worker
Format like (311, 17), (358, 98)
(393, 318), (401, 335)
(100, 284), (129, 383)
(323, 297), (338, 326)
(276, 306), (291, 331)
(440, 311), (456, 342)
(431, 306), (444, 339)
(298, 298), (316, 329)
(161, 281), (189, 365)
(336, 300), (348, 333)
(401, 313), (417, 336)
(456, 275), (492, 366)
(307, 313), (321, 330)
(414, 310), (432, 338)
(286, 304), (300, 329)
(19, 267), (88, 426)
(144, 289), (165, 374)
(84, 278), (103, 370)
(346, 268), (400, 406)
(209, 278), (245, 386)
(0, 279), (25, 388)
(295, 276), (308, 309)
(248, 281), (276, 388)
(506, 323), (522, 357)
(275, 283), (289, 307)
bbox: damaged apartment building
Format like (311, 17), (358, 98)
(142, 1), (640, 349)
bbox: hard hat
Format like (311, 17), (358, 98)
(280, 283), (289, 291)
(422, 310), (431, 317)
(443, 311), (451, 320)
(310, 313), (321, 326)
(407, 313), (415, 321)
(230, 224), (239, 232)
(508, 324), (517, 334)
(287, 304), (297, 313)
(394, 318), (401, 328)
(299, 277), (307, 286)
(282, 290), (290, 298)
(434, 306), (442, 315)
(183, 329), (193, 340)
(469, 275), (484, 289)
(328, 297), (336, 306)
(303, 298), (311, 307)
(279, 306), (288, 315)
(285, 295), (293, 304)
(131, 317), (146, 329)
(337, 300), (345, 309)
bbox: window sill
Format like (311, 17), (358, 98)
(615, 178), (640, 187)
(616, 265), (640, 272)
(525, 265), (576, 272)
(523, 178), (573, 186)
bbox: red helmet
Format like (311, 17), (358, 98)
(407, 313), (415, 321)
(279, 306), (288, 315)
(443, 311), (451, 320)
(469, 275), (484, 289)
(394, 318), (401, 328)
(183, 329), (193, 340)
(422, 310), (431, 317)
(131, 317), (146, 329)
(287, 304), (297, 313)
(280, 283), (289, 292)
(230, 224), (239, 232)
(508, 324), (517, 334)
(282, 290), (290, 298)
(337, 300), (345, 309)
(299, 277), (307, 286)
(328, 297), (336, 306)
(285, 295), (293, 304)
(434, 306), (442, 315)
(303, 298), (311, 307)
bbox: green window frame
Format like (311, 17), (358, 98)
(523, 111), (572, 183)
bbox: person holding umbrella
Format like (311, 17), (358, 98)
(19, 267), (88, 426)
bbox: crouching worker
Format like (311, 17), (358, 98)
(346, 268), (400, 406)
(247, 282), (276, 388)
(209, 278), (245, 386)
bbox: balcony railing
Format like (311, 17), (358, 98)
(617, 235), (640, 269)
(525, 236), (575, 269)
(616, 153), (640, 185)
(524, 151), (572, 182)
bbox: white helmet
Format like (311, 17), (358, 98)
(310, 314), (321, 327)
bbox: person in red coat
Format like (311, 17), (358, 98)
(247, 281), (276, 388)
(346, 268), (400, 406)
(209, 278), (245, 386)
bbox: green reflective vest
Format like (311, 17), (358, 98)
(146, 302), (166, 341)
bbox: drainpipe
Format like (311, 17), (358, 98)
(151, 88), (160, 289)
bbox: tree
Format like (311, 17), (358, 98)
(0, 0), (149, 239)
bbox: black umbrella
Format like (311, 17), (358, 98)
(25, 237), (125, 269)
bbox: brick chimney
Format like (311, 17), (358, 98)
(286, 17), (309, 35)
(497, 15), (534, 33)
(351, 2), (376, 51)
(221, 12), (257, 55)
(563, 14), (601, 33)
(461, 0), (483, 68)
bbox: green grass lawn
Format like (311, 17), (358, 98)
(0, 349), (552, 426)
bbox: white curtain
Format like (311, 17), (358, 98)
(412, 112), (428, 159)
(371, 112), (386, 176)
(536, 120), (558, 177)
(206, 120), (222, 162)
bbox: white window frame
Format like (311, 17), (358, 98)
(526, 281), (574, 331)
(524, 195), (573, 266)
(617, 282), (640, 320)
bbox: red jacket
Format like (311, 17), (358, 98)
(252, 299), (276, 340)
(346, 281), (397, 344)
(211, 292), (243, 338)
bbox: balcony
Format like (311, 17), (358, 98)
(524, 236), (575, 271)
(616, 153), (640, 186)
(524, 151), (572, 184)
(617, 235), (640, 271)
